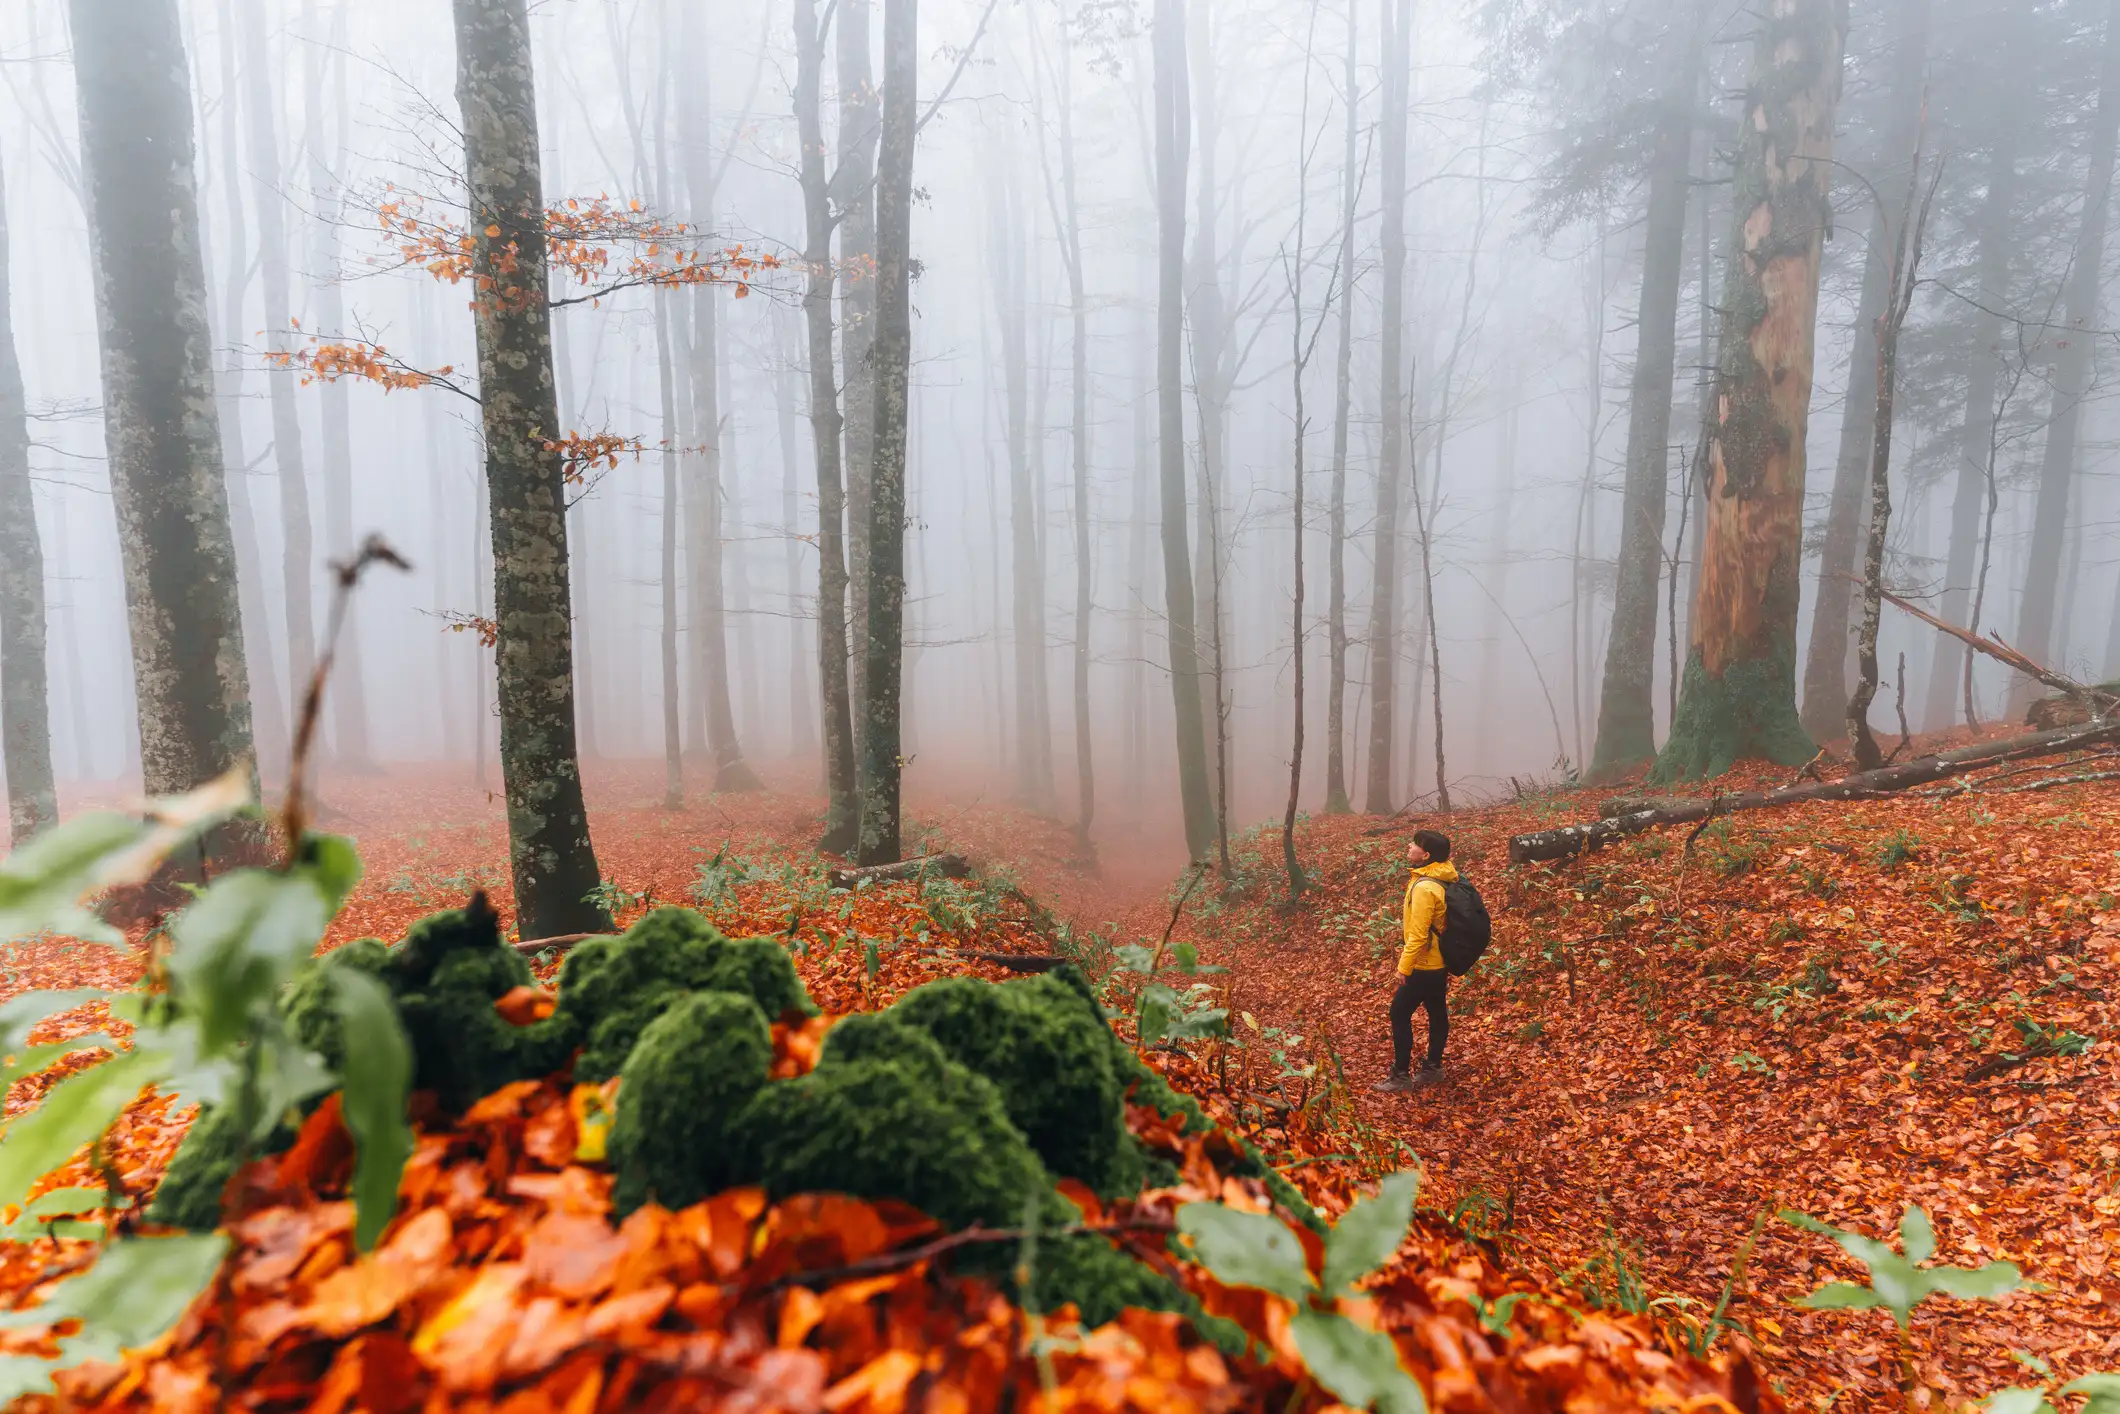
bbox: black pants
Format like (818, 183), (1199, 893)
(1390, 970), (1448, 1073)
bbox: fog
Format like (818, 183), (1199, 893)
(2, 0), (2115, 874)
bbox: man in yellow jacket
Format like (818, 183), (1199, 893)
(1373, 829), (1456, 1092)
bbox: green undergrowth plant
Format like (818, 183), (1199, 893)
(1178, 1170), (1427, 1414)
(0, 775), (417, 1400)
(1109, 939), (1228, 1049)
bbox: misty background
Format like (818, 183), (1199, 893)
(1, 0), (2114, 845)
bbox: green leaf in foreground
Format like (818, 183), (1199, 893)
(0, 1048), (171, 1211)
(1289, 1307), (1427, 1414)
(1321, 1169), (1419, 1296)
(1175, 1200), (1314, 1304)
(332, 968), (416, 1251)
(1781, 1205), (2028, 1330)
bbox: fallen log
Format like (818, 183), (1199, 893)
(826, 853), (970, 890)
(1508, 720), (2120, 864)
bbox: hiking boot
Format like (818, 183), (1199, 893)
(1370, 1071), (1418, 1093)
(1413, 1063), (1444, 1085)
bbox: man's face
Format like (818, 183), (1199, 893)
(1406, 839), (1430, 867)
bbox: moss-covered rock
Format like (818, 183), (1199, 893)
(283, 938), (391, 1072)
(732, 1015), (1050, 1232)
(556, 908), (815, 1082)
(147, 1101), (251, 1230)
(889, 968), (1130, 1195)
(378, 903), (575, 1112)
(610, 992), (775, 1216)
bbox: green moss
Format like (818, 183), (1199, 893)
(889, 969), (1129, 1194)
(147, 1101), (249, 1230)
(555, 908), (815, 1082)
(610, 992), (775, 1217)
(734, 1018), (1050, 1231)
(1651, 648), (1815, 784)
(283, 939), (390, 1072)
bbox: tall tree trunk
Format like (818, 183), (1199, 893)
(677, 1), (761, 792)
(0, 153), (56, 845)
(303, 0), (377, 772)
(795, 0), (860, 852)
(1591, 98), (1692, 776)
(213, 0), (287, 779)
(992, 165), (1051, 810)
(1363, 0), (1411, 813)
(1187, 0), (1230, 787)
(1920, 139), (2015, 728)
(2011, 0), (2120, 712)
(1153, 0), (1215, 857)
(854, 0), (916, 866)
(1800, 0), (1929, 740)
(235, 0), (318, 748)
(1476, 387), (1520, 763)
(70, 0), (256, 819)
(839, 0), (881, 756)
(1046, 22), (1095, 854)
(1653, 0), (1844, 782)
(1126, 272), (1152, 824)
(654, 278), (685, 809)
(1323, 0), (1359, 816)
(775, 318), (817, 756)
(450, 0), (608, 936)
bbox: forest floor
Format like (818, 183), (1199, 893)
(1, 737), (2114, 1410)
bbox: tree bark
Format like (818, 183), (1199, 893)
(212, 0), (287, 780)
(795, 0), (860, 853)
(774, 318), (817, 756)
(1153, 0), (1215, 858)
(1920, 129), (2016, 730)
(1800, 0), (1928, 741)
(1591, 100), (1692, 776)
(0, 152), (56, 845)
(1651, 0), (1844, 783)
(303, 1), (377, 773)
(654, 277), (685, 809)
(235, 0), (318, 749)
(2011, 0), (2120, 712)
(70, 0), (257, 810)
(839, 0), (881, 758)
(853, 0), (916, 866)
(450, 0), (608, 937)
(1363, 0), (1412, 813)
(1323, 1), (1359, 816)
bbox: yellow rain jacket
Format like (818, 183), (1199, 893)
(1397, 860), (1459, 975)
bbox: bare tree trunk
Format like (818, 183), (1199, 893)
(853, 0), (916, 865)
(303, 0), (377, 773)
(1153, 0), (1215, 858)
(2011, 0), (2120, 714)
(991, 164), (1053, 811)
(1652, 0), (1844, 783)
(1323, 0), (1360, 815)
(450, 0), (608, 936)
(654, 281), (685, 809)
(1039, 19), (1096, 855)
(774, 316), (817, 757)
(1849, 154), (1935, 768)
(1921, 131), (2015, 729)
(1409, 443), (1449, 812)
(1800, 0), (1929, 741)
(0, 153), (55, 844)
(235, 0), (318, 749)
(1591, 94), (1693, 776)
(839, 0), (881, 757)
(795, 0), (860, 851)
(1363, 0), (1411, 813)
(210, 0), (287, 782)
(71, 0), (257, 823)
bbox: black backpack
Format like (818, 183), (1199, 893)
(1437, 878), (1492, 976)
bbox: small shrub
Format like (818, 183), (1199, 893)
(1877, 831), (1922, 873)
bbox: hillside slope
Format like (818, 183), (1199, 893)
(1172, 754), (2119, 1408)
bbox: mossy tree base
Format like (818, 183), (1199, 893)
(1649, 649), (1814, 784)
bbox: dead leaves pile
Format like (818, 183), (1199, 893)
(1177, 748), (2120, 1409)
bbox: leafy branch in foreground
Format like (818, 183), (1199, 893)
(0, 541), (419, 1398)
(1177, 1169), (1427, 1414)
